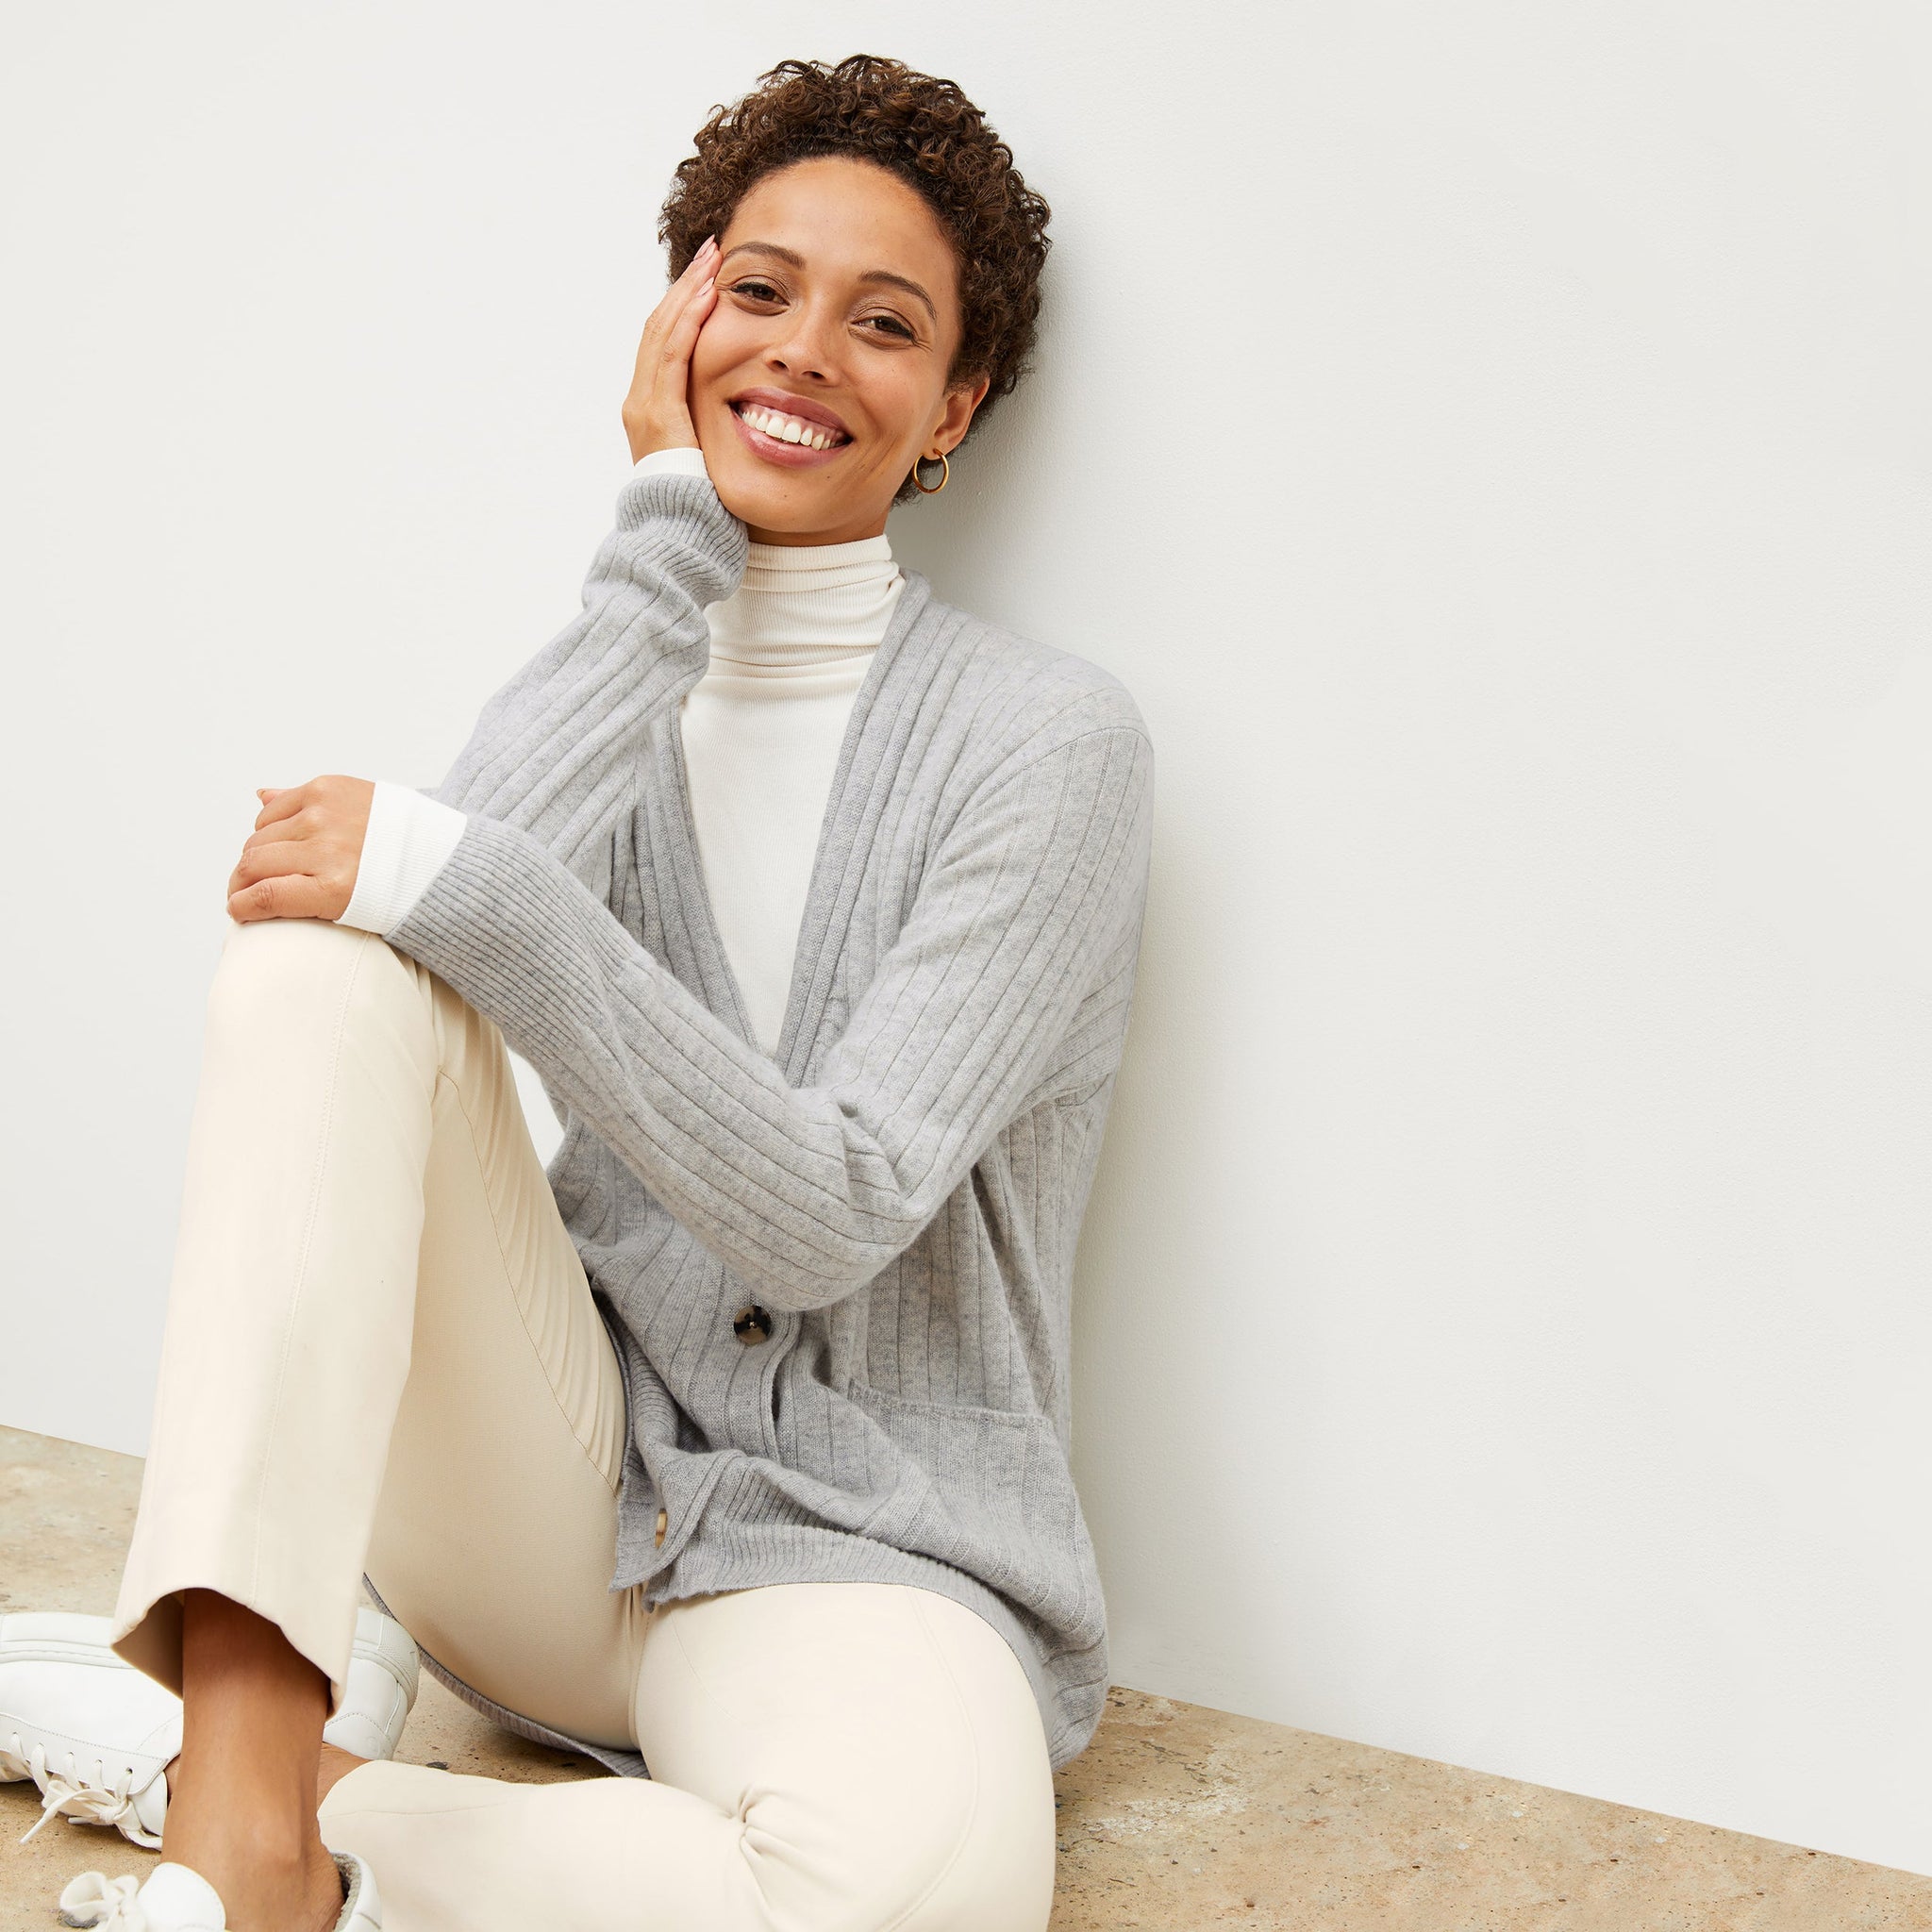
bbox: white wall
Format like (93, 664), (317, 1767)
(6, 0), (1928, 1875)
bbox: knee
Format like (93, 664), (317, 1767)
(206, 916), (422, 1037)
(750, 1781), (1056, 1932)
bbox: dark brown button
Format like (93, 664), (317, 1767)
(733, 1303), (773, 1345)
(654, 1507), (668, 1547)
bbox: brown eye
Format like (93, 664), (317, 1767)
(732, 278), (781, 302)
(865, 313), (914, 340)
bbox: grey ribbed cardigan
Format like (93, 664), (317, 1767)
(368, 465), (1155, 1776)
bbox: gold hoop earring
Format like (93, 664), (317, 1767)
(913, 452), (950, 495)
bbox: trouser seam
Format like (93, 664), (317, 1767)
(435, 1062), (623, 1498)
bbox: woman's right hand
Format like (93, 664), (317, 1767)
(621, 235), (720, 463)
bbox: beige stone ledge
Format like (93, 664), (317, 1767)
(2, 1424), (1925, 1930)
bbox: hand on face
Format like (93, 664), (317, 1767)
(226, 775), (375, 923)
(622, 237), (722, 463)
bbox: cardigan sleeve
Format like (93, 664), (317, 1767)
(400, 462), (746, 910)
(377, 716), (1156, 1313)
(338, 450), (725, 935)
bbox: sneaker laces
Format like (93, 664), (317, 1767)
(53, 1869), (145, 1928)
(3, 1734), (160, 1850)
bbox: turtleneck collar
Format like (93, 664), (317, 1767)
(705, 532), (904, 673)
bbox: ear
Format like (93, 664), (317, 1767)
(927, 373), (992, 458)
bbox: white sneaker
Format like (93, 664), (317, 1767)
(312, 1610), (420, 1764)
(56, 1847), (381, 1930)
(0, 1607), (420, 1849)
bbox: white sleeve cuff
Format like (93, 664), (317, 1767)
(339, 780), (471, 936)
(632, 445), (709, 481)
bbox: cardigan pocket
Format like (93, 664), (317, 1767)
(841, 1380), (1105, 1650)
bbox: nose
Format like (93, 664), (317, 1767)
(763, 298), (842, 384)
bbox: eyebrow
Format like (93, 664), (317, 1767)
(719, 241), (938, 324)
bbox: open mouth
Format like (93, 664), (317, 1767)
(729, 397), (853, 455)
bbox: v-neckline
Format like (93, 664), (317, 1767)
(661, 567), (938, 1077)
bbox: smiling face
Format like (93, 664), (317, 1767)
(688, 155), (991, 545)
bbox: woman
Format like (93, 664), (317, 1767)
(2, 53), (1155, 1932)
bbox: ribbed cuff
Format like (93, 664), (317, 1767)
(339, 781), (471, 937)
(610, 463), (748, 604)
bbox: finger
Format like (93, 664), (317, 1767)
(633, 285), (716, 431)
(253, 783), (308, 830)
(225, 872), (333, 924)
(670, 287), (717, 403)
(663, 270), (717, 363)
(236, 833), (309, 885)
(229, 835), (316, 893)
(250, 802), (308, 841)
(638, 238), (718, 350)
(655, 247), (719, 345)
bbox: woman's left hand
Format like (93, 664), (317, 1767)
(226, 774), (375, 923)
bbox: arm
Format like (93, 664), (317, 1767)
(237, 247), (728, 932)
(375, 712), (1156, 1313)
(417, 458), (741, 894)
(337, 450), (739, 934)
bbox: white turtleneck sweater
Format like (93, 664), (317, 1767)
(339, 444), (904, 1056)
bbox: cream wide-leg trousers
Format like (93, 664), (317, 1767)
(107, 914), (1057, 1932)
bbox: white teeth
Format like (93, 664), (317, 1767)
(740, 403), (842, 449)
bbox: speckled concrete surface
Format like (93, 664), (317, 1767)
(4, 1422), (1929, 1930)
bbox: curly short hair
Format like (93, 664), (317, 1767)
(658, 55), (1052, 499)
